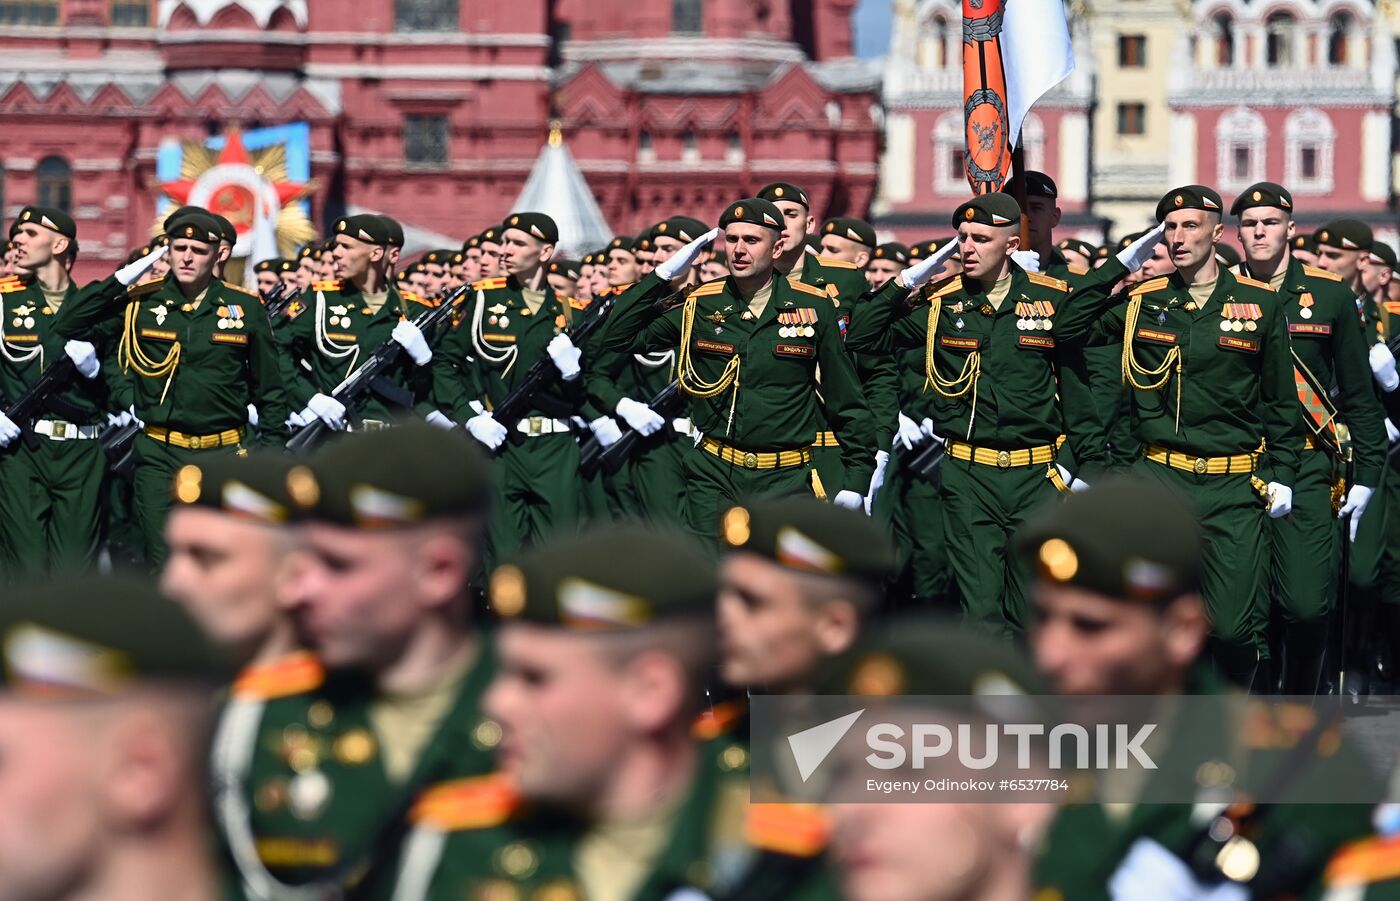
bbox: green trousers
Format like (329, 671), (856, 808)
(488, 433), (580, 567)
(878, 452), (952, 608)
(4, 436), (108, 579)
(626, 432), (689, 527)
(133, 434), (242, 569)
(1135, 460), (1268, 680)
(1350, 463), (1390, 591)
(681, 444), (816, 549)
(809, 440), (845, 499)
(940, 457), (1062, 637)
(1268, 450), (1339, 659)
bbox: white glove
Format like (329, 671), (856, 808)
(0, 412), (19, 448)
(655, 226), (724, 281)
(1389, 419), (1400, 444)
(1056, 463), (1091, 493)
(115, 244), (168, 287)
(919, 418), (946, 445)
(1369, 343), (1399, 392)
(1109, 838), (1248, 901)
(391, 320), (432, 366)
(1011, 250), (1041, 273)
(465, 413), (508, 450)
(590, 416), (623, 448)
(895, 412), (923, 452)
(246, 404), (259, 429)
(1339, 484), (1375, 542)
(286, 410), (307, 429)
(547, 333), (582, 381)
(425, 409), (455, 430)
(1116, 223), (1167, 273)
(865, 450), (890, 513)
(1266, 482), (1293, 519)
(304, 393), (347, 431)
(64, 340), (99, 379)
(615, 397), (665, 436)
(833, 490), (866, 512)
(898, 239), (960, 289)
(106, 408), (133, 430)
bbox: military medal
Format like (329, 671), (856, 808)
(151, 304), (168, 326)
(955, 317), (965, 330)
(1299, 293), (1314, 320)
(329, 304), (350, 328)
(488, 302), (507, 326)
(777, 308), (817, 338)
(287, 769), (332, 820)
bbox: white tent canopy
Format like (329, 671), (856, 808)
(510, 127), (613, 260)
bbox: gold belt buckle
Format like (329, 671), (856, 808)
(188, 433), (204, 450)
(1193, 457), (1208, 474)
(52, 422), (67, 439)
(742, 452), (759, 470)
(996, 450), (1012, 469)
(528, 417), (542, 436)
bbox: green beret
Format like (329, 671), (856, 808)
(165, 211), (223, 245)
(803, 235), (822, 253)
(210, 213), (237, 246)
(1229, 182), (1293, 217)
(635, 232), (654, 252)
(1057, 238), (1095, 258)
(1316, 220), (1373, 252)
(719, 198), (784, 232)
(821, 217), (876, 248)
(377, 216), (405, 248)
(395, 270), (411, 284)
(1016, 476), (1202, 603)
(1094, 245), (1112, 259)
(408, 261), (427, 274)
(463, 235), (482, 251)
(1024, 170), (1058, 199)
(0, 575), (226, 693)
(548, 259), (581, 279)
(491, 524), (716, 629)
(253, 258), (284, 274)
(756, 182), (810, 207)
(124, 246), (148, 265)
(720, 496), (897, 585)
(1290, 233), (1316, 254)
(171, 451), (298, 526)
(278, 258), (297, 273)
(298, 245), (318, 260)
(1370, 242), (1397, 269)
(608, 235), (636, 254)
(479, 226), (503, 245)
(293, 424), (492, 528)
(503, 212), (559, 245)
(423, 250), (446, 265)
(1116, 231), (1146, 251)
(831, 617), (1045, 697)
(952, 194), (1021, 228)
(1155, 185), (1224, 222)
(656, 216), (710, 244)
(873, 242), (909, 264)
(333, 214), (392, 246)
(162, 205), (207, 232)
(451, 251), (464, 265)
(1213, 243), (1241, 267)
(14, 206), (76, 241)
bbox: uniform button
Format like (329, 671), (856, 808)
(742, 452), (758, 469)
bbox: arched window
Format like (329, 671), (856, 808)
(1212, 13), (1235, 67)
(1328, 13), (1353, 65)
(1020, 113), (1046, 172)
(36, 156), (71, 213)
(1215, 107), (1266, 191)
(725, 130), (744, 164)
(932, 111), (967, 195)
(917, 14), (951, 70)
(681, 130), (700, 163)
(0, 0), (58, 25)
(1285, 108), (1335, 193)
(395, 0), (457, 32)
(637, 131), (655, 163)
(672, 0), (702, 34)
(1266, 13), (1296, 67)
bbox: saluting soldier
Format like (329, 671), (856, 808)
(280, 214), (436, 437)
(601, 198), (876, 542)
(436, 212), (589, 561)
(1230, 182), (1386, 693)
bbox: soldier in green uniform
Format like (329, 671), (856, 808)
(601, 198), (876, 544)
(1314, 221), (1377, 341)
(817, 216), (876, 268)
(0, 207), (162, 577)
(846, 194), (1150, 636)
(59, 210), (290, 567)
(215, 425), (499, 898)
(478, 225), (505, 279)
(865, 241), (908, 290)
(281, 214), (436, 437)
(605, 234), (641, 288)
(545, 258), (581, 299)
(436, 212), (588, 561)
(253, 258), (285, 297)
(1022, 477), (1372, 899)
(1076, 186), (1303, 685)
(1230, 182), (1387, 694)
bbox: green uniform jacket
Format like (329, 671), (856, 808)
(587, 281), (676, 420)
(1045, 251), (1118, 479)
(603, 270), (877, 490)
(116, 276), (290, 443)
(280, 278), (436, 424)
(432, 275), (585, 423)
(1235, 258), (1387, 487)
(1087, 268), (1304, 486)
(847, 261), (1124, 459)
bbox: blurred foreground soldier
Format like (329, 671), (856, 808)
(717, 496), (896, 694)
(0, 576), (227, 901)
(213, 426), (496, 898)
(475, 523), (838, 901)
(1021, 477), (1371, 899)
(825, 620), (1053, 901)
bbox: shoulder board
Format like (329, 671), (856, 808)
(692, 699), (747, 741)
(311, 279), (344, 292)
(127, 276), (164, 298)
(1304, 265), (1343, 283)
(1233, 274), (1273, 291)
(231, 651), (325, 701)
(789, 280), (828, 299)
(609, 283), (634, 296)
(471, 277), (509, 291)
(929, 275), (964, 300)
(815, 255), (858, 270)
(400, 290), (436, 308)
(1027, 272), (1069, 292)
(1069, 264), (1089, 276)
(409, 773), (521, 832)
(1325, 833), (1400, 887)
(221, 281), (259, 298)
(568, 296), (589, 311)
(690, 280), (726, 298)
(1383, 302), (1400, 315)
(1130, 276), (1172, 297)
(0, 279), (28, 294)
(746, 803), (830, 857)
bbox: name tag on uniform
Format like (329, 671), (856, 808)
(140, 328), (178, 342)
(940, 336), (980, 351)
(4, 334), (38, 344)
(1289, 323), (1331, 336)
(1218, 336), (1259, 353)
(1017, 335), (1055, 350)
(695, 339), (734, 355)
(325, 332), (358, 343)
(482, 333), (516, 344)
(211, 333), (248, 346)
(1134, 328), (1178, 345)
(774, 343), (814, 358)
